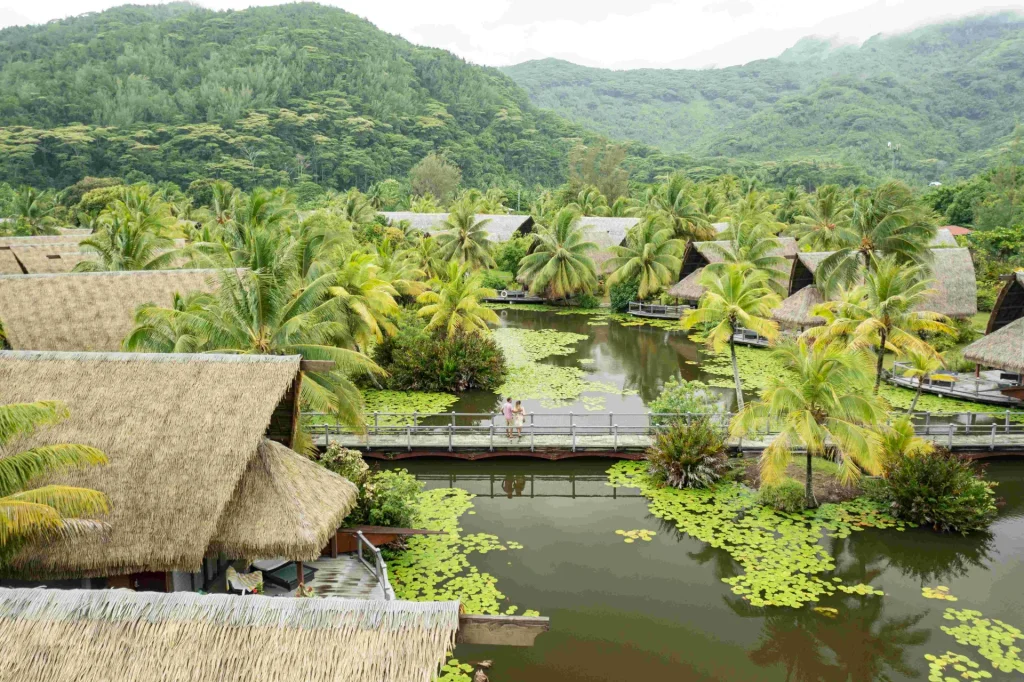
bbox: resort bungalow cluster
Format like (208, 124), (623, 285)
(0, 265), (546, 682)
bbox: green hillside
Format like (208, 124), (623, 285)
(504, 13), (1024, 182)
(0, 3), (582, 190)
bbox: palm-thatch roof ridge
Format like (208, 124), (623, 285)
(0, 587), (459, 682)
(964, 317), (1024, 374)
(380, 212), (533, 242)
(931, 228), (958, 247)
(0, 269), (223, 351)
(0, 233), (91, 247)
(773, 286), (826, 328)
(579, 216), (641, 250)
(0, 350), (355, 578)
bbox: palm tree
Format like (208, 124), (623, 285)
(681, 265), (781, 409)
(518, 207), (598, 301)
(416, 261), (499, 337)
(774, 185), (807, 224)
(651, 174), (717, 242)
(75, 191), (178, 272)
(569, 185), (610, 216)
(123, 291), (214, 353)
(333, 190), (377, 225)
(732, 340), (887, 507)
(373, 239), (428, 299)
(808, 255), (954, 393)
(816, 180), (937, 293)
(703, 223), (789, 294)
(11, 187), (57, 235)
(411, 234), (445, 280)
(329, 250), (401, 348)
(877, 415), (934, 462)
(435, 203), (496, 269)
(605, 215), (684, 299)
(0, 401), (109, 552)
(609, 196), (639, 217)
(898, 347), (944, 413)
(791, 184), (852, 252)
(409, 193), (443, 213)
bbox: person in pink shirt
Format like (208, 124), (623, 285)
(501, 397), (514, 439)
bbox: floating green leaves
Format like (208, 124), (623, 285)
(923, 586), (959, 601)
(607, 460), (900, 608)
(363, 390), (459, 425)
(386, 487), (536, 617)
(940, 608), (1024, 674)
(925, 652), (993, 681)
(437, 659), (475, 682)
(492, 327), (622, 407)
(813, 606), (839, 618)
(616, 529), (656, 543)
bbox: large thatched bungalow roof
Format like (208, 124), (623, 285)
(666, 237), (797, 302)
(381, 211), (534, 242)
(964, 272), (1024, 373)
(0, 351), (357, 579)
(579, 216), (641, 274)
(931, 228), (958, 247)
(0, 234), (91, 275)
(5, 243), (97, 274)
(985, 272), (1024, 334)
(0, 269), (222, 351)
(0, 588), (458, 682)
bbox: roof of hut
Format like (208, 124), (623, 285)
(931, 228), (958, 247)
(923, 247), (977, 319)
(666, 237), (797, 301)
(986, 272), (1024, 333)
(578, 216), (641, 250)
(773, 285), (826, 328)
(0, 351), (356, 578)
(6, 244), (97, 274)
(0, 233), (90, 247)
(0, 588), (458, 682)
(964, 317), (1024, 374)
(0, 269), (222, 351)
(380, 212), (533, 242)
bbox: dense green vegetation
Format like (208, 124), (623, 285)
(504, 13), (1024, 183)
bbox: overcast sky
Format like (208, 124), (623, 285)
(1, 0), (1022, 69)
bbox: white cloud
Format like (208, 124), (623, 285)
(1, 0), (1021, 68)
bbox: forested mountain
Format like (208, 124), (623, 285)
(0, 3), (583, 190)
(504, 13), (1024, 182)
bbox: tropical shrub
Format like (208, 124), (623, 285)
(480, 270), (513, 291)
(649, 378), (723, 423)
(314, 444), (369, 485)
(574, 292), (601, 309)
(494, 236), (530, 278)
(866, 449), (998, 534)
(943, 349), (976, 373)
(757, 479), (807, 512)
(373, 314), (507, 393)
(645, 418), (728, 489)
(359, 469), (423, 528)
(609, 278), (639, 313)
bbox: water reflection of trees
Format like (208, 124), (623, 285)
(840, 528), (994, 585)
(605, 323), (702, 402)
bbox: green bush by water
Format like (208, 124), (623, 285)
(866, 449), (998, 534)
(646, 418), (728, 490)
(758, 479), (808, 512)
(609, 279), (640, 313)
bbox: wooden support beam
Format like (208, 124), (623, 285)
(456, 614), (549, 647)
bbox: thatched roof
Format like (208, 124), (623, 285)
(0, 588), (458, 682)
(666, 268), (705, 301)
(931, 228), (958, 247)
(922, 247), (976, 319)
(0, 233), (90, 247)
(986, 272), (1024, 333)
(964, 317), (1024, 373)
(0, 351), (355, 578)
(7, 244), (97, 274)
(381, 212), (533, 242)
(666, 238), (797, 301)
(773, 285), (826, 328)
(0, 269), (221, 351)
(579, 216), (641, 250)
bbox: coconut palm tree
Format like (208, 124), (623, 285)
(877, 415), (934, 462)
(569, 185), (610, 216)
(703, 223), (789, 294)
(518, 207), (599, 301)
(409, 193), (443, 213)
(435, 203), (496, 269)
(898, 348), (944, 413)
(681, 265), (781, 410)
(410, 234), (445, 280)
(123, 290), (214, 353)
(75, 192), (178, 272)
(808, 255), (954, 393)
(791, 185), (852, 252)
(816, 181), (937, 293)
(732, 340), (887, 507)
(609, 196), (639, 217)
(606, 215), (684, 299)
(373, 239), (428, 299)
(333, 190), (377, 225)
(416, 261), (499, 337)
(651, 174), (718, 242)
(11, 187), (57, 235)
(329, 250), (401, 348)
(0, 401), (109, 552)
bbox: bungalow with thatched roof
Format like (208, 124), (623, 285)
(965, 272), (1024, 377)
(773, 247), (978, 330)
(0, 350), (356, 587)
(931, 228), (959, 247)
(0, 233), (92, 275)
(0, 588), (459, 682)
(4, 243), (97, 274)
(0, 269), (223, 351)
(579, 216), (641, 274)
(380, 212), (534, 243)
(667, 237), (798, 303)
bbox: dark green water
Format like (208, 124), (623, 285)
(391, 457), (1024, 682)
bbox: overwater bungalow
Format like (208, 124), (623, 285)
(961, 273), (1024, 404)
(0, 269), (223, 351)
(0, 350), (358, 592)
(0, 587), (461, 682)
(380, 211), (534, 243)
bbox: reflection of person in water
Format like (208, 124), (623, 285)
(501, 474), (528, 498)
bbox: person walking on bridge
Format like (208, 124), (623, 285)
(502, 397), (515, 439)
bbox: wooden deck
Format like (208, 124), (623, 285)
(484, 290), (546, 304)
(627, 302), (690, 319)
(887, 367), (1022, 407)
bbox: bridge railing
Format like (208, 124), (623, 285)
(628, 301), (691, 317)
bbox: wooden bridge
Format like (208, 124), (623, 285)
(307, 410), (1024, 458)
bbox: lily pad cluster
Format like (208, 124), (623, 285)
(925, 652), (992, 681)
(437, 659), (475, 682)
(607, 460), (900, 608)
(923, 586), (959, 601)
(386, 487), (538, 617)
(616, 529), (656, 543)
(363, 390), (459, 425)
(940, 608), (1024, 674)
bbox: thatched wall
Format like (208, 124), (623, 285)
(0, 269), (221, 351)
(0, 351), (314, 578)
(964, 317), (1024, 373)
(0, 588), (459, 682)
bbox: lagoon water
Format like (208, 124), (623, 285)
(385, 309), (1024, 681)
